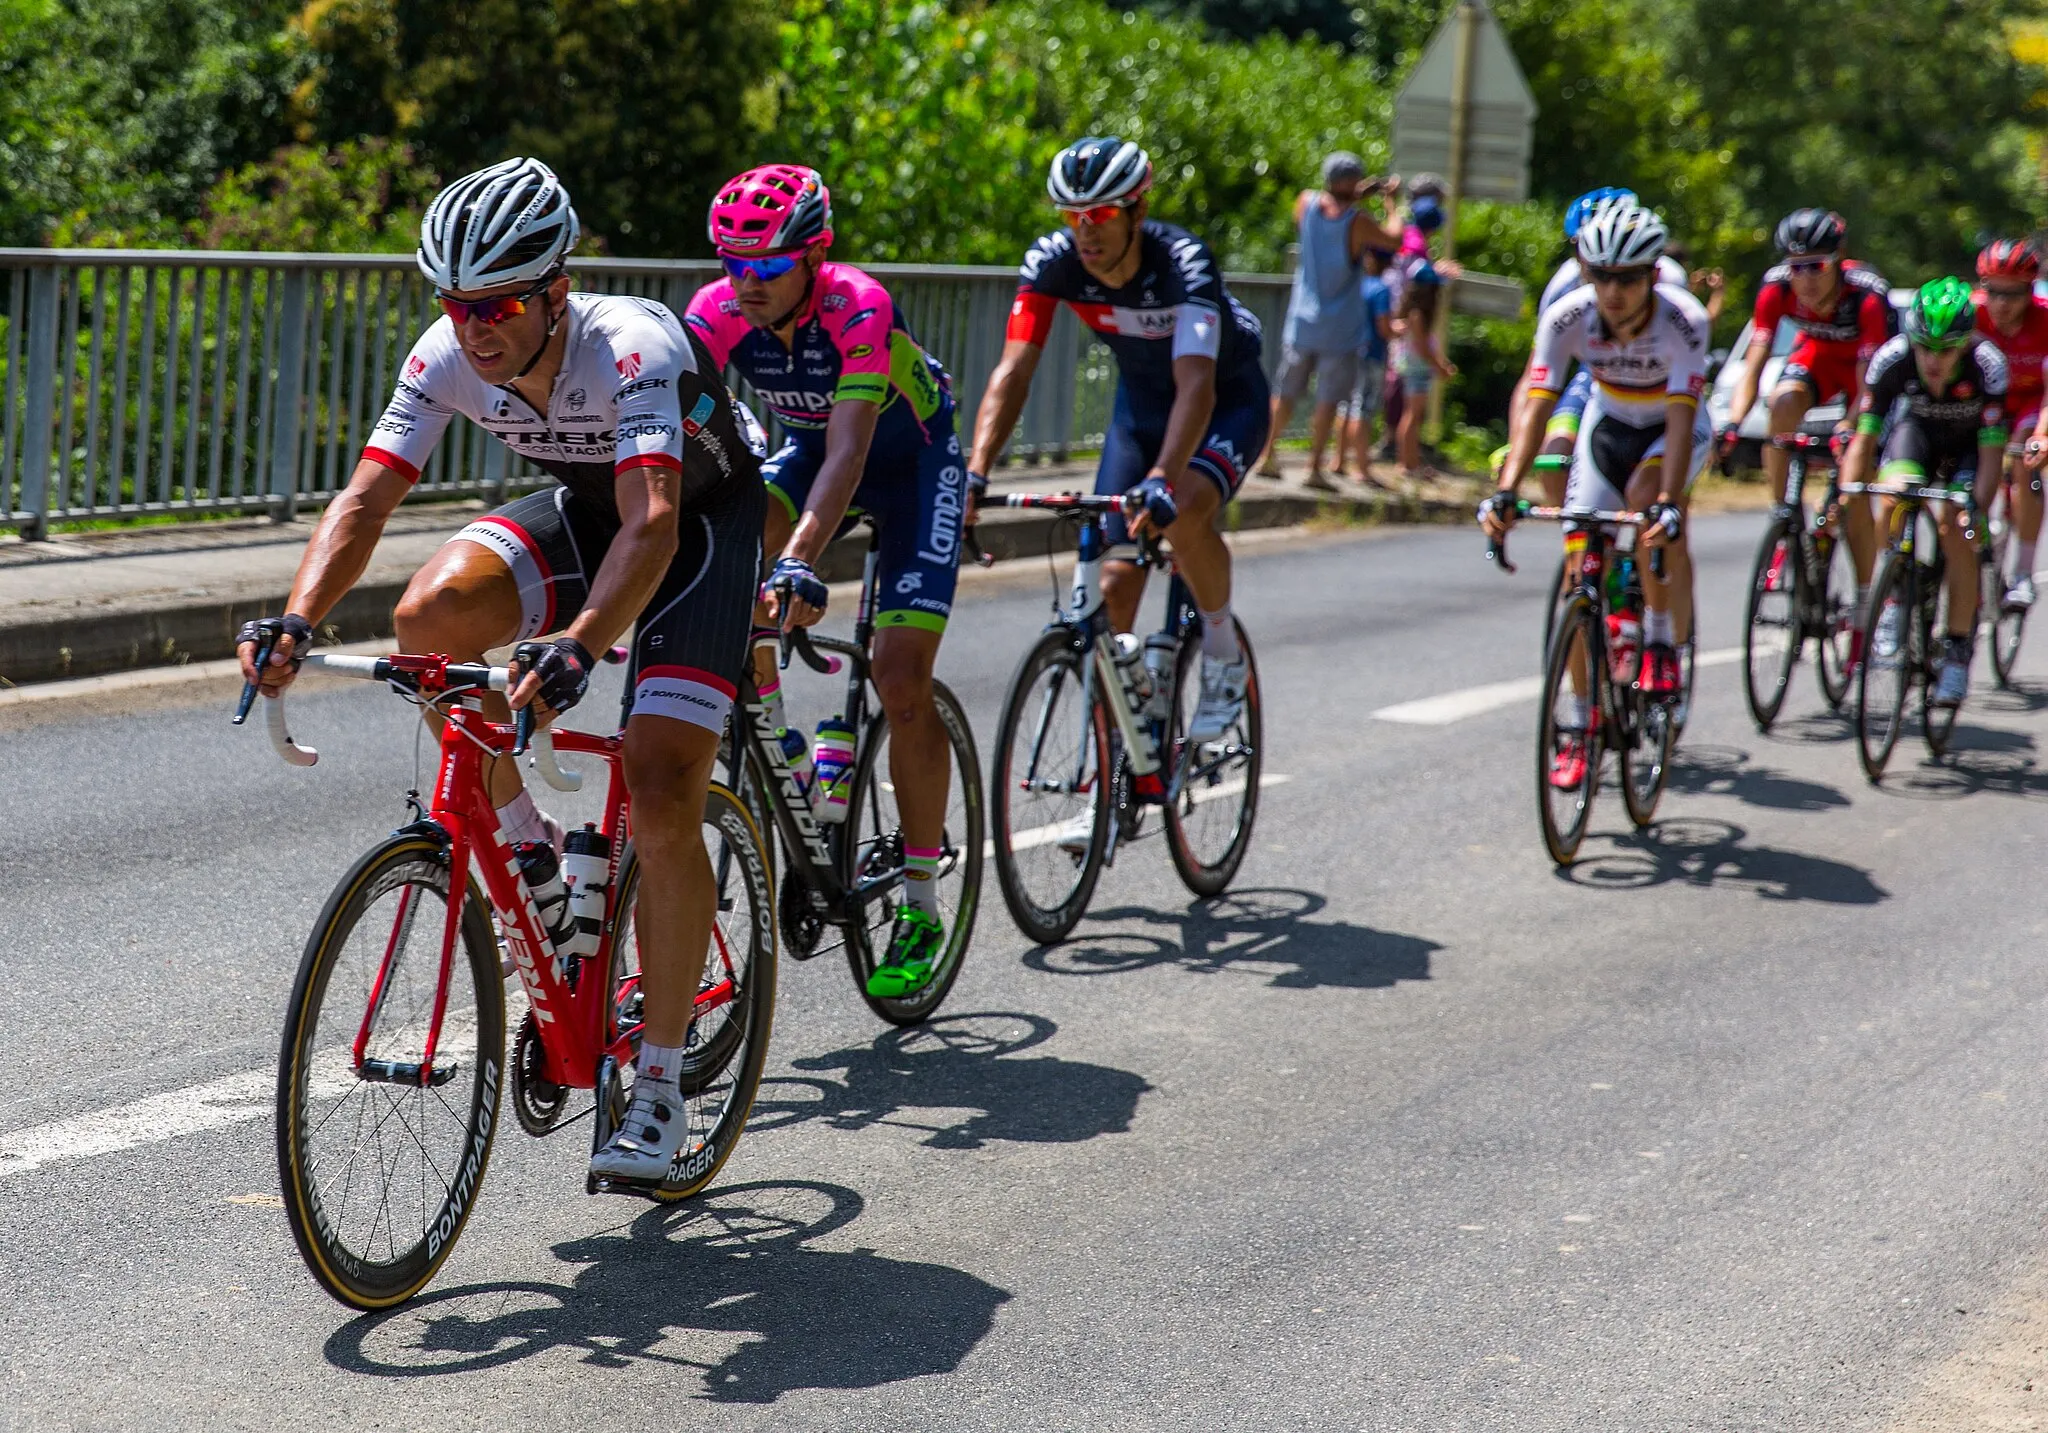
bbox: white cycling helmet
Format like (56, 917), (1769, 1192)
(1047, 136), (1153, 208)
(1576, 202), (1668, 270)
(418, 158), (580, 293)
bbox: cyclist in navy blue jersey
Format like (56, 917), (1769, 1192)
(965, 136), (1270, 743)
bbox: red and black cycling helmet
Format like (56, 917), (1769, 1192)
(1774, 208), (1847, 258)
(1977, 238), (2040, 284)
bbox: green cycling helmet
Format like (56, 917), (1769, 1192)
(1904, 276), (1977, 350)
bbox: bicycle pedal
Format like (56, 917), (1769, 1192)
(588, 1172), (667, 1202)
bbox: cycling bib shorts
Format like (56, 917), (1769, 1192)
(1093, 381), (1271, 552)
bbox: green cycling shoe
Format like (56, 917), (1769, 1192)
(866, 907), (945, 998)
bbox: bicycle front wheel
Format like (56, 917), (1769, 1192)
(1165, 620), (1262, 897)
(1815, 528), (1859, 711)
(1742, 512), (1802, 731)
(1857, 552), (1914, 783)
(843, 680), (985, 1025)
(992, 627), (1112, 945)
(1990, 515), (2027, 688)
(603, 782), (778, 1201)
(276, 833), (505, 1310)
(1539, 595), (1603, 865)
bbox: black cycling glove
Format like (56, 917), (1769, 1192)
(236, 613), (315, 669)
(512, 637), (596, 716)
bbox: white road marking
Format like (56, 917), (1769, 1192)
(1371, 647), (1743, 725)
(984, 773), (1292, 857)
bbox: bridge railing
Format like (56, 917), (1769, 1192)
(0, 250), (1302, 538)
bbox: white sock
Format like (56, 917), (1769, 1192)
(2018, 542), (2037, 577)
(496, 788), (548, 848)
(1644, 608), (1674, 647)
(1199, 606), (1240, 661)
(1568, 695), (1590, 728)
(757, 673), (791, 737)
(634, 1041), (686, 1092)
(1856, 583), (1871, 624)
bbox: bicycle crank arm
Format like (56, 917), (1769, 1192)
(357, 1057), (459, 1088)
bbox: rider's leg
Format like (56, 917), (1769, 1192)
(396, 504), (552, 811)
(1940, 503), (1980, 638)
(620, 714), (722, 1047)
(752, 447), (812, 736)
(2012, 448), (2042, 591)
(1626, 457), (1692, 644)
(871, 625), (949, 884)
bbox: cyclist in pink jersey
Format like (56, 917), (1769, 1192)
(685, 164), (965, 999)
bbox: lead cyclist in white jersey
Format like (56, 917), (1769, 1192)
(235, 158), (767, 1187)
(1481, 203), (1712, 781)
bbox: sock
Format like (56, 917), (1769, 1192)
(1568, 695), (1590, 729)
(757, 673), (791, 738)
(1198, 606), (1240, 661)
(1855, 583), (1872, 625)
(1644, 608), (1674, 647)
(634, 1041), (686, 1092)
(2019, 542), (2038, 577)
(902, 847), (942, 918)
(496, 788), (548, 848)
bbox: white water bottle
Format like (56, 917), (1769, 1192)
(559, 824), (611, 960)
(813, 717), (857, 824)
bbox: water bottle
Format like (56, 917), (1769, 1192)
(1142, 632), (1180, 720)
(559, 824), (612, 960)
(812, 716), (857, 823)
(778, 725), (815, 793)
(1112, 631), (1151, 706)
(514, 840), (576, 964)
(1607, 607), (1642, 682)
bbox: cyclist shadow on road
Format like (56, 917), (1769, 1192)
(1025, 887), (1440, 991)
(748, 1011), (1151, 1150)
(324, 1179), (1010, 1404)
(1878, 724), (2048, 801)
(1662, 744), (1852, 813)
(1564, 815), (1888, 903)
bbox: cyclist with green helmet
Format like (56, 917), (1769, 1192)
(1839, 276), (2010, 706)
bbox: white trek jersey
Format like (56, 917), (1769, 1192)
(1538, 255), (1689, 318)
(1527, 283), (1711, 427)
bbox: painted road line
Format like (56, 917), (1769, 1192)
(984, 773), (1292, 858)
(1372, 647), (1744, 726)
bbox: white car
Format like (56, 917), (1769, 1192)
(1705, 287), (1915, 471)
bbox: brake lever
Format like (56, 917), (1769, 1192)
(232, 628), (277, 725)
(513, 703), (536, 757)
(964, 526), (995, 569)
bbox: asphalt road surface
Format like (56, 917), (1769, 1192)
(7, 512), (2048, 1431)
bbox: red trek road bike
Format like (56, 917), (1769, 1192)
(240, 649), (775, 1310)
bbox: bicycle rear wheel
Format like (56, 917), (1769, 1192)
(1923, 558), (1962, 758)
(1815, 528), (1858, 711)
(1742, 511), (1803, 731)
(1619, 682), (1675, 830)
(1165, 619), (1262, 898)
(1539, 595), (1603, 865)
(991, 627), (1111, 945)
(276, 833), (505, 1310)
(842, 680), (985, 1025)
(1541, 550), (1571, 660)
(1990, 515), (2027, 688)
(1857, 552), (1913, 783)
(600, 783), (777, 1201)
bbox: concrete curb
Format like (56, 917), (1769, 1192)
(0, 487), (1470, 688)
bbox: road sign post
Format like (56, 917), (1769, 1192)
(1392, 0), (1536, 442)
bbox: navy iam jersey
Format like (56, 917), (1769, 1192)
(1007, 220), (1265, 406)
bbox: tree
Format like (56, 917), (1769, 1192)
(293, 0), (779, 256)
(193, 138), (438, 252)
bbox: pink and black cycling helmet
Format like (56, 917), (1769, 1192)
(707, 165), (834, 255)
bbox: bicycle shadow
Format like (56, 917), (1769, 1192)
(1024, 887), (1439, 992)
(747, 1011), (1150, 1149)
(1877, 724), (2048, 801)
(1663, 743), (1852, 813)
(1562, 816), (1889, 904)
(324, 1180), (1010, 1403)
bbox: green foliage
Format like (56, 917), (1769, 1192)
(193, 138), (437, 253)
(760, 0), (1053, 264)
(293, 0), (780, 256)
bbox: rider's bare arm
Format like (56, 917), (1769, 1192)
(1840, 429), (1879, 488)
(967, 336), (1044, 478)
(1652, 397), (1695, 527)
(1726, 328), (1773, 429)
(1501, 386), (1560, 494)
(237, 457), (412, 688)
(1148, 352), (1218, 489)
(785, 398), (880, 567)
(561, 466), (682, 659)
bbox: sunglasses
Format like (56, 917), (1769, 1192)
(1787, 257), (1835, 275)
(1985, 284), (2033, 301)
(437, 279), (553, 327)
(722, 253), (805, 283)
(1059, 201), (1134, 227)
(1585, 265), (1652, 287)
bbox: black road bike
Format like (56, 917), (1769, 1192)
(1742, 432), (1860, 730)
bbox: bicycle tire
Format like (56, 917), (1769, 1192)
(1924, 558), (1961, 758)
(1619, 684), (1675, 830)
(1538, 595), (1603, 865)
(1857, 551), (1913, 783)
(842, 680), (985, 1026)
(991, 627), (1112, 945)
(1742, 512), (1803, 732)
(1815, 528), (1858, 711)
(1989, 503), (2026, 688)
(608, 782), (778, 1202)
(1541, 549), (1571, 661)
(1165, 619), (1262, 897)
(276, 833), (505, 1310)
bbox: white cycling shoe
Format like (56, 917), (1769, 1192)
(1055, 814), (1096, 855)
(590, 1077), (690, 1184)
(2006, 575), (2037, 612)
(1189, 654), (1249, 744)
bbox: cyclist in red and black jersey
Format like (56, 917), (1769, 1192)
(1975, 239), (2048, 610)
(1722, 208), (1895, 648)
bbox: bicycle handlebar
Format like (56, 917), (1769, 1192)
(1001, 491), (1130, 513)
(1485, 501), (1665, 580)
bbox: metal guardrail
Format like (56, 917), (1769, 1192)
(0, 249), (1307, 539)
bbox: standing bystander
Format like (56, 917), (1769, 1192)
(1335, 248), (1396, 481)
